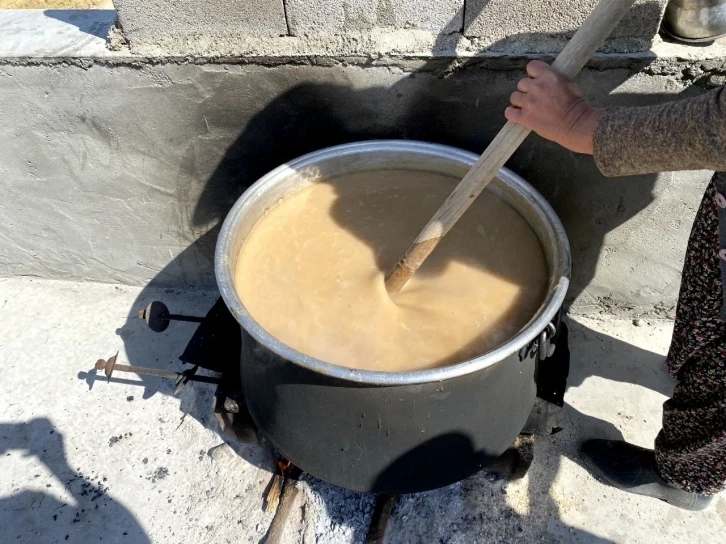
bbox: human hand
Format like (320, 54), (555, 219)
(505, 60), (603, 155)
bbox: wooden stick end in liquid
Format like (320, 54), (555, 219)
(384, 261), (415, 294)
(384, 237), (441, 293)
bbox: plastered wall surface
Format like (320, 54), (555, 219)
(0, 56), (719, 312)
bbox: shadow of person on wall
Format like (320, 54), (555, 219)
(101, 0), (706, 539)
(0, 419), (149, 543)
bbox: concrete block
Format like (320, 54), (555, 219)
(285, 0), (464, 36)
(464, 0), (668, 53)
(115, 0), (288, 51)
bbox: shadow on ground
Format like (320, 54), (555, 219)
(0, 419), (150, 543)
(43, 9), (117, 39)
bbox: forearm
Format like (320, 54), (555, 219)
(594, 87), (726, 177)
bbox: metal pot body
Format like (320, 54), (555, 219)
(663, 0), (726, 42)
(216, 141), (571, 493)
(241, 327), (538, 493)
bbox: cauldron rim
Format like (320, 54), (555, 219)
(215, 140), (570, 386)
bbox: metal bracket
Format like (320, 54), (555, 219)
(138, 301), (204, 333)
(538, 322), (557, 361)
(94, 355), (220, 393)
(173, 365), (199, 395)
(518, 340), (538, 362)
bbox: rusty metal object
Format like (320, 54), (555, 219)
(213, 388), (261, 444)
(94, 355), (220, 393)
(95, 352), (120, 381)
(138, 301), (204, 333)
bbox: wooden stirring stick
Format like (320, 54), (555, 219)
(384, 0), (636, 293)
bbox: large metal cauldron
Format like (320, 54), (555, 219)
(216, 141), (570, 493)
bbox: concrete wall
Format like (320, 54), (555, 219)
(1, 10), (725, 314)
(0, 56), (722, 312)
(115, 0), (668, 55)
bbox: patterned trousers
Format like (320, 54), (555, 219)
(655, 174), (726, 495)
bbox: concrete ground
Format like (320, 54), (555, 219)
(0, 277), (724, 543)
(0, 1), (113, 8)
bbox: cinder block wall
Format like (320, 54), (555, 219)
(115, 0), (669, 55)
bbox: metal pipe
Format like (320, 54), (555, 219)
(95, 355), (219, 384)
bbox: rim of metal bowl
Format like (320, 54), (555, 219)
(215, 140), (571, 386)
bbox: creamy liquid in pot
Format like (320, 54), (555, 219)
(234, 170), (548, 372)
